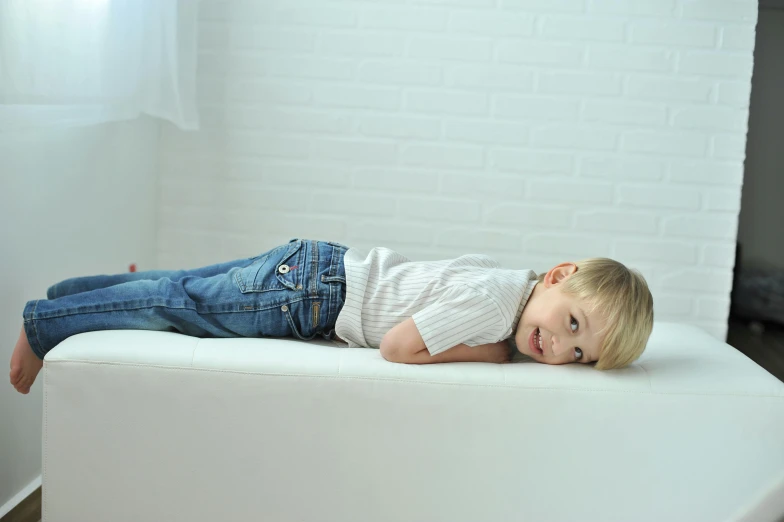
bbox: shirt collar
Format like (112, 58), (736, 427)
(511, 278), (538, 334)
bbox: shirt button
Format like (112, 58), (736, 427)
(296, 284), (302, 290)
(281, 305), (288, 312)
(278, 264), (290, 274)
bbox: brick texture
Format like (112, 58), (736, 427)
(159, 0), (758, 341)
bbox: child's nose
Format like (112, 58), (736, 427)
(550, 335), (569, 357)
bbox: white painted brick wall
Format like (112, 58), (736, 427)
(158, 0), (758, 340)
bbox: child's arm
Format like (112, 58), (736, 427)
(379, 318), (510, 364)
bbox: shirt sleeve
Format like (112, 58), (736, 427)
(412, 287), (507, 356)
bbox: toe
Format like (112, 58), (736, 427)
(18, 379), (32, 394)
(9, 366), (22, 385)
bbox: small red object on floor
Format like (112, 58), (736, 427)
(129, 264), (137, 273)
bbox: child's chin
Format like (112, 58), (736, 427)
(522, 346), (542, 359)
(517, 347), (539, 360)
(512, 352), (537, 363)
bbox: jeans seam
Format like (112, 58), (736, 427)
(323, 244), (338, 330)
(283, 307), (316, 341)
(26, 300), (46, 359)
(31, 302), (199, 320)
(310, 240), (318, 297)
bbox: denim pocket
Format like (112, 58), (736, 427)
(281, 302), (319, 341)
(235, 240), (305, 293)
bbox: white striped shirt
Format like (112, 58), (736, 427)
(335, 247), (538, 355)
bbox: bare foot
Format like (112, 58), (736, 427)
(9, 326), (43, 394)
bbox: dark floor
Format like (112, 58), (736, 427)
(726, 317), (784, 383)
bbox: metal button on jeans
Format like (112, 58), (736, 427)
(281, 305), (288, 312)
(278, 265), (290, 274)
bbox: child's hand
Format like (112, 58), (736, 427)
(380, 319), (512, 364)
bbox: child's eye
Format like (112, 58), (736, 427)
(574, 347), (583, 360)
(570, 315), (579, 332)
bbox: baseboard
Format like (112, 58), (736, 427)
(0, 476), (42, 522)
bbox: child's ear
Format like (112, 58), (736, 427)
(543, 262), (578, 287)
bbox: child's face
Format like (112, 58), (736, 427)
(515, 263), (606, 365)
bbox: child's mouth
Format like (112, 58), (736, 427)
(528, 327), (544, 355)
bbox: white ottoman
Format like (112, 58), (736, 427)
(42, 323), (784, 522)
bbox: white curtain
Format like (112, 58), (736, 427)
(0, 0), (200, 131)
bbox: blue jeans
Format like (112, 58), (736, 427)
(23, 239), (347, 360)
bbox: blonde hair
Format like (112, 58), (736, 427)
(537, 258), (653, 370)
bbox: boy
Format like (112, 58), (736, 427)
(10, 238), (654, 394)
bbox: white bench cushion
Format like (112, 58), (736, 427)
(42, 322), (784, 522)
